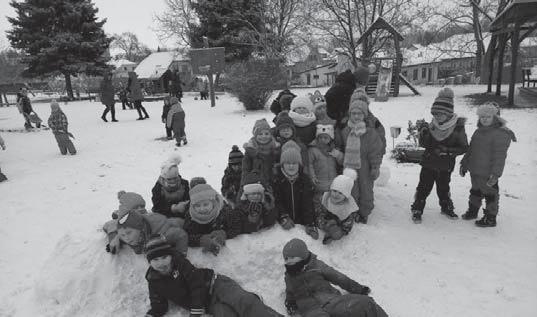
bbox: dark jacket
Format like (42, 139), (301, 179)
(20, 95), (33, 114)
(273, 169), (315, 226)
(221, 166), (242, 204)
(183, 203), (242, 247)
(100, 78), (116, 105)
(235, 191), (277, 234)
(127, 72), (144, 101)
(241, 140), (280, 187)
(270, 89), (296, 116)
(151, 179), (190, 218)
(145, 250), (214, 317)
(295, 123), (317, 145)
(285, 254), (368, 314)
(419, 118), (468, 172)
(161, 103), (171, 122)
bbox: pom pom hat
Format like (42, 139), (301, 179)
(330, 175), (354, 199)
(280, 140), (302, 165)
(160, 154), (182, 179)
(228, 145), (244, 165)
(431, 88), (455, 115)
(283, 238), (309, 263)
(476, 102), (500, 117)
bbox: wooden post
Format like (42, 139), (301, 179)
(508, 23), (520, 106)
(496, 34), (507, 96)
(208, 70), (216, 108)
(394, 37), (402, 97)
(487, 35), (497, 93)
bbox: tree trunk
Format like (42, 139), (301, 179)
(486, 35), (497, 92)
(64, 72), (74, 100)
(472, 1), (485, 78)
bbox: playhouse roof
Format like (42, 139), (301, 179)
(134, 51), (189, 80)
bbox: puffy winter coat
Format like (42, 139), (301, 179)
(235, 191), (277, 234)
(295, 123), (317, 145)
(419, 118), (468, 172)
(183, 203), (242, 247)
(338, 126), (384, 173)
(241, 140), (280, 187)
(146, 250), (214, 317)
(272, 169), (315, 226)
(221, 166), (242, 204)
(285, 254), (368, 314)
(307, 141), (343, 193)
(151, 178), (190, 218)
(461, 117), (515, 178)
(100, 78), (116, 105)
(127, 72), (144, 101)
(48, 111), (69, 134)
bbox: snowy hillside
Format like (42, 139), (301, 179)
(0, 85), (536, 317)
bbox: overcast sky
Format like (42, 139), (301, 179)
(0, 0), (170, 50)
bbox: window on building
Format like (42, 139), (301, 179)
(422, 68), (427, 79)
(413, 69), (418, 80)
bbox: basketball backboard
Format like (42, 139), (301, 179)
(190, 47), (225, 74)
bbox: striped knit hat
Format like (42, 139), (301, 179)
(228, 145), (244, 165)
(431, 88), (454, 115)
(145, 234), (173, 262)
(280, 140), (302, 165)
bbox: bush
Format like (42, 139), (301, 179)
(224, 59), (286, 110)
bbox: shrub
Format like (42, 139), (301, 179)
(224, 59), (286, 110)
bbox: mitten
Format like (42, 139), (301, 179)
(200, 234), (214, 251)
(486, 175), (498, 187)
(210, 230), (227, 246)
(370, 167), (380, 180)
(325, 220), (344, 241)
(280, 215), (295, 230)
(106, 235), (121, 254)
(171, 201), (189, 214)
(305, 225), (319, 240)
(360, 285), (371, 295)
(459, 165), (467, 177)
(285, 299), (298, 315)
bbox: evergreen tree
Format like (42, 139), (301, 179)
(7, 0), (112, 99)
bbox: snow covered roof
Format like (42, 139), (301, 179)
(134, 51), (189, 79)
(108, 59), (136, 68)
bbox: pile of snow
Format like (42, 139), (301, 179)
(0, 85), (536, 316)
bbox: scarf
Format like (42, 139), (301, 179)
(245, 137), (277, 156)
(343, 120), (367, 170)
(321, 192), (358, 220)
(285, 253), (311, 276)
(189, 197), (223, 224)
(430, 114), (458, 141)
(288, 111), (316, 127)
(166, 103), (184, 128)
(281, 167), (299, 183)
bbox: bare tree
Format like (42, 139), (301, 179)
(111, 32), (152, 62)
(154, 0), (198, 47)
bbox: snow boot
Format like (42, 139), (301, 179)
(101, 115), (108, 122)
(0, 171), (7, 182)
(182, 136), (188, 145)
(440, 199), (458, 219)
(475, 211), (496, 227)
(411, 199), (425, 224)
(461, 202), (480, 220)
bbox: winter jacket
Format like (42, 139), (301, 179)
(419, 118), (468, 172)
(295, 123), (317, 145)
(338, 126), (384, 173)
(221, 166), (242, 204)
(235, 191), (277, 234)
(308, 141), (343, 193)
(48, 111), (69, 134)
(103, 212), (188, 255)
(20, 96), (33, 114)
(145, 250), (214, 317)
(285, 254), (368, 314)
(461, 117), (515, 178)
(100, 78), (116, 105)
(273, 169), (315, 226)
(127, 72), (144, 101)
(183, 203), (242, 247)
(161, 103), (171, 122)
(241, 140), (280, 187)
(151, 179), (190, 218)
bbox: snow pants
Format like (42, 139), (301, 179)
(171, 112), (186, 143)
(102, 103), (116, 120)
(413, 167), (452, 210)
(469, 173), (499, 216)
(303, 294), (388, 317)
(134, 100), (149, 118)
(54, 132), (76, 155)
(208, 275), (283, 317)
(351, 161), (375, 217)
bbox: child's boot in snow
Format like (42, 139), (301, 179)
(462, 202), (480, 220)
(182, 136), (188, 145)
(0, 170), (7, 182)
(440, 199), (458, 219)
(475, 211), (496, 227)
(411, 199), (425, 223)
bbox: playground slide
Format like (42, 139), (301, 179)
(399, 73), (421, 95)
(375, 65), (394, 101)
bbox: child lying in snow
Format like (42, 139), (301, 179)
(103, 191), (188, 256)
(151, 155), (190, 218)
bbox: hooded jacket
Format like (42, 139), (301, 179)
(273, 169), (315, 225)
(151, 178), (190, 218)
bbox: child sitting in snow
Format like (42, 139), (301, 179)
(235, 172), (277, 234)
(47, 101), (77, 155)
(410, 88), (468, 223)
(183, 183), (241, 256)
(459, 102), (516, 227)
(0, 134), (6, 182)
(161, 96), (173, 140)
(318, 175), (359, 245)
(151, 155), (190, 219)
(166, 97), (187, 147)
(282, 238), (387, 317)
(337, 90), (384, 224)
(102, 191), (188, 256)
(288, 96), (317, 145)
(273, 141), (318, 240)
(221, 145), (244, 207)
(144, 235), (283, 317)
(242, 118), (280, 188)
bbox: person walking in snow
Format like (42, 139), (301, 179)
(99, 71), (118, 122)
(47, 101), (77, 155)
(127, 71), (150, 120)
(151, 155), (190, 219)
(459, 102), (516, 227)
(0, 134), (7, 182)
(410, 88), (468, 223)
(166, 97), (187, 146)
(102, 191), (188, 256)
(161, 96), (173, 140)
(143, 235), (283, 317)
(221, 145), (244, 207)
(282, 238), (387, 317)
(18, 88), (40, 129)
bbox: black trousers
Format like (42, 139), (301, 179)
(102, 103), (116, 120)
(134, 100), (149, 118)
(414, 167), (452, 203)
(121, 99), (132, 109)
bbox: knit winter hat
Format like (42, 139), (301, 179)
(431, 88), (455, 115)
(50, 100), (61, 112)
(283, 238), (309, 261)
(117, 190), (146, 214)
(145, 234), (173, 262)
(252, 118), (271, 137)
(476, 102), (500, 117)
(117, 210), (145, 230)
(241, 172), (265, 200)
(280, 140), (302, 165)
(189, 177), (207, 189)
(228, 145), (244, 165)
(189, 183), (219, 206)
(290, 96), (315, 112)
(330, 175), (354, 199)
(316, 124), (334, 139)
(354, 65), (370, 86)
(275, 112), (295, 132)
(160, 154), (182, 179)
(348, 89), (369, 116)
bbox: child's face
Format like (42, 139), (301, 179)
(329, 189), (346, 204)
(118, 227), (142, 246)
(246, 192), (263, 203)
(231, 164), (241, 172)
(193, 199), (214, 215)
(432, 112), (449, 124)
(150, 255), (173, 274)
(255, 130), (272, 145)
(317, 134), (331, 145)
(283, 163), (299, 176)
(164, 176), (180, 189)
(349, 110), (365, 123)
(479, 114), (494, 126)
(279, 127), (294, 139)
(293, 106), (309, 115)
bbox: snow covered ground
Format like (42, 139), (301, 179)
(0, 85), (536, 317)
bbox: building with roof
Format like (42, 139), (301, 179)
(108, 59), (137, 78)
(134, 51), (193, 93)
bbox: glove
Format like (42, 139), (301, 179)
(280, 216), (295, 230)
(210, 230), (226, 246)
(171, 201), (189, 214)
(486, 175), (498, 187)
(285, 300), (298, 315)
(370, 167), (380, 180)
(459, 165), (467, 177)
(329, 149), (343, 159)
(360, 286), (371, 295)
(106, 235), (121, 254)
(305, 225), (319, 240)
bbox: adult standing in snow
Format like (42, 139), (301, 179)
(99, 71), (118, 122)
(459, 102), (516, 227)
(0, 134), (7, 182)
(127, 71), (150, 120)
